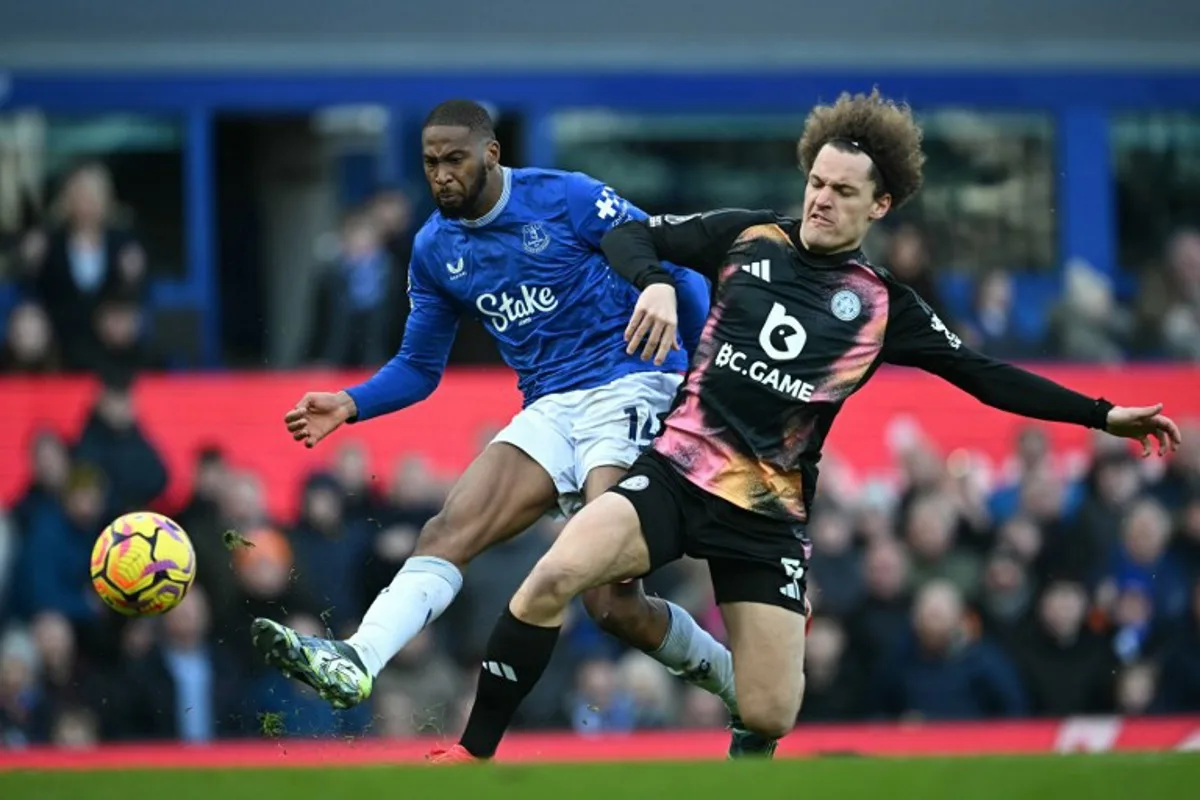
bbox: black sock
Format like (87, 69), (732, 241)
(459, 607), (561, 758)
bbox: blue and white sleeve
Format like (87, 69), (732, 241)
(343, 249), (459, 422)
(564, 171), (646, 249)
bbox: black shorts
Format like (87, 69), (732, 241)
(609, 450), (811, 615)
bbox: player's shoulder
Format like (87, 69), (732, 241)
(728, 211), (800, 250)
(510, 166), (602, 199)
(410, 211), (452, 261)
(857, 257), (905, 289)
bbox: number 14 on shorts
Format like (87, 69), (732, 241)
(623, 405), (659, 450)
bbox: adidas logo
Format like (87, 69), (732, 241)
(483, 660), (517, 681)
(779, 583), (802, 601)
(741, 259), (772, 282)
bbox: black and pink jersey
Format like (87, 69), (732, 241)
(602, 209), (1110, 524)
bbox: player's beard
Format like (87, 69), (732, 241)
(436, 167), (489, 220)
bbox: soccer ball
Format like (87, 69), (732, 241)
(91, 512), (197, 616)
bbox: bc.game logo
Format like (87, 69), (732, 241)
(476, 285), (560, 332)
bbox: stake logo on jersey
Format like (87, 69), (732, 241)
(476, 285), (560, 332)
(396, 167), (707, 408)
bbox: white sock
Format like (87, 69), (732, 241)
(650, 601), (738, 716)
(346, 556), (463, 678)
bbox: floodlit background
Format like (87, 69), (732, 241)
(1, 0), (1199, 756)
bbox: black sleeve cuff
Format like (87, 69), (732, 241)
(1090, 398), (1114, 430)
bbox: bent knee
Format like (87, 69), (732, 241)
(519, 558), (591, 610)
(582, 586), (647, 634)
(738, 684), (803, 741)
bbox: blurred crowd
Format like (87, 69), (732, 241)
(4, 160), (1200, 373)
(2, 386), (1199, 749)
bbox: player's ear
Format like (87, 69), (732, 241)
(869, 193), (892, 222)
(484, 139), (501, 170)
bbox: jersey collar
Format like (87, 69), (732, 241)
(783, 220), (866, 267)
(460, 167), (512, 229)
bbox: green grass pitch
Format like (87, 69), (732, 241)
(2, 754), (1195, 800)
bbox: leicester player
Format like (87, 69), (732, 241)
(431, 89), (1183, 762)
(250, 100), (742, 730)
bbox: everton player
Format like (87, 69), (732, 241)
(431, 89), (1183, 762)
(251, 101), (741, 726)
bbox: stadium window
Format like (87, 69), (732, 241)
(0, 112), (186, 280)
(1112, 113), (1200, 271)
(552, 109), (1056, 273)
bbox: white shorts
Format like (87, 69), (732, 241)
(491, 370), (684, 517)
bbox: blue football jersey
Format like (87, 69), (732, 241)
(347, 167), (710, 421)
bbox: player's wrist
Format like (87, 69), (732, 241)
(640, 273), (677, 291)
(335, 390), (359, 422)
(1094, 397), (1115, 430)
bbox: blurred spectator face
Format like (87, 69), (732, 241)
(375, 523), (419, 563)
(811, 511), (852, 556)
(193, 450), (227, 501)
(1015, 426), (1049, 470)
(285, 613), (323, 638)
(1122, 499), (1171, 565)
(906, 496), (954, 561)
(31, 431), (70, 492)
(575, 659), (619, 707)
(855, 504), (893, 543)
(804, 618), (846, 684)
(616, 652), (674, 720)
(1166, 229), (1200, 296)
(94, 301), (142, 350)
(983, 551), (1026, 598)
(122, 618), (156, 661)
(913, 582), (964, 654)
(220, 472), (265, 528)
(65, 475), (105, 529)
(1095, 455), (1141, 507)
(233, 527), (292, 599)
(304, 484), (343, 531)
(0, 635), (36, 700)
(334, 444), (369, 496)
(30, 612), (75, 675)
(389, 457), (442, 507)
(63, 165), (113, 228)
(863, 539), (908, 600)
(1039, 581), (1087, 640)
(96, 386), (135, 431)
(162, 585), (210, 650)
(341, 215), (381, 260)
(998, 516), (1042, 563)
(977, 270), (1013, 314)
(1114, 586), (1153, 629)
(1115, 663), (1158, 715)
(6, 302), (54, 367)
(886, 225), (929, 281)
(370, 191), (412, 237)
(1019, 465), (1065, 522)
(52, 708), (100, 749)
(901, 444), (945, 494)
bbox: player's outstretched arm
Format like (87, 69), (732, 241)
(600, 209), (777, 288)
(881, 284), (1182, 457)
(284, 258), (459, 448)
